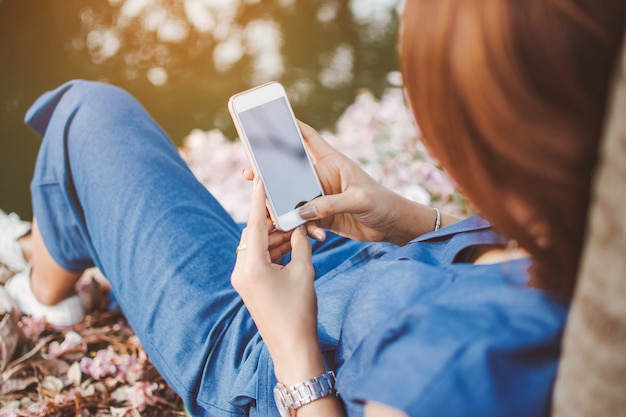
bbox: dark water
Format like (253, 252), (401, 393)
(0, 0), (400, 218)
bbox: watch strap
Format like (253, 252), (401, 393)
(277, 370), (336, 412)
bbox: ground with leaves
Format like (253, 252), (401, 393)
(1, 269), (186, 417)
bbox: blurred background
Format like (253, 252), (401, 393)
(0, 0), (401, 219)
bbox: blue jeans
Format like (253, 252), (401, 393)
(26, 80), (383, 416)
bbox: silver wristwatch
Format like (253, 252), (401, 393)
(273, 370), (337, 417)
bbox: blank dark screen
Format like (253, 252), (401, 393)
(239, 97), (321, 216)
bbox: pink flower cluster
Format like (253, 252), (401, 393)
(80, 348), (140, 382)
(126, 381), (166, 411)
(43, 330), (84, 359)
(180, 128), (251, 222)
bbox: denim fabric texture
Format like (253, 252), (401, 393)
(25, 80), (568, 417)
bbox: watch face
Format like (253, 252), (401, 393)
(273, 385), (291, 417)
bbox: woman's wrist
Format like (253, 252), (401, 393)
(385, 196), (460, 245)
(272, 341), (326, 386)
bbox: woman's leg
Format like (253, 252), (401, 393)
(29, 217), (82, 305)
(4, 215), (86, 326)
(25, 80), (247, 415)
(17, 231), (32, 262)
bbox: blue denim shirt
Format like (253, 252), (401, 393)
(243, 216), (567, 417)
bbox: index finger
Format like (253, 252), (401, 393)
(297, 120), (337, 160)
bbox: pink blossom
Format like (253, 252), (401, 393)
(126, 381), (167, 411)
(43, 331), (84, 359)
(80, 349), (138, 381)
(19, 316), (47, 340)
(127, 335), (142, 348)
(180, 128), (251, 222)
(53, 388), (78, 404)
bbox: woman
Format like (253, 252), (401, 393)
(3, 1), (625, 416)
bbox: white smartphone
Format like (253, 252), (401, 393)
(228, 81), (324, 231)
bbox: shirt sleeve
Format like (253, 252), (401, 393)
(338, 303), (563, 417)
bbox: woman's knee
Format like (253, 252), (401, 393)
(26, 79), (144, 141)
(65, 79), (137, 109)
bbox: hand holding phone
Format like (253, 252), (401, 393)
(228, 82), (324, 231)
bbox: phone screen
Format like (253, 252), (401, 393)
(237, 97), (321, 217)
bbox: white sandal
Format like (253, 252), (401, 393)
(4, 265), (85, 327)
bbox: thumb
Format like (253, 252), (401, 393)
(299, 193), (354, 221)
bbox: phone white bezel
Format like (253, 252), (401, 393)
(228, 81), (323, 231)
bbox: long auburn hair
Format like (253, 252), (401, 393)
(401, 0), (626, 298)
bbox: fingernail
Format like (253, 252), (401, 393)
(298, 205), (317, 220)
(313, 229), (326, 241)
(298, 225), (306, 234)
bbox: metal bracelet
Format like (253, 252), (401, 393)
(434, 207), (441, 231)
